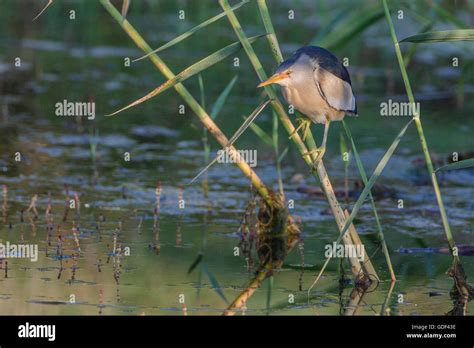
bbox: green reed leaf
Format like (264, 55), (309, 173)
(203, 263), (228, 304)
(211, 75), (238, 119)
(133, 0), (249, 62)
(189, 99), (272, 184)
(435, 159), (474, 173)
(316, 7), (384, 50)
(248, 122), (273, 146)
(400, 29), (474, 43)
(187, 253), (204, 274)
(339, 132), (349, 166)
(342, 120), (396, 281)
(309, 119), (413, 295)
(257, 0), (283, 63)
(277, 146), (289, 163)
(107, 35), (265, 116)
(383, 0), (458, 258)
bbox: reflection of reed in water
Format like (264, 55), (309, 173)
(237, 190), (257, 272)
(69, 220), (82, 283)
(19, 217), (24, 242)
(2, 184), (8, 224)
(45, 191), (53, 242)
(56, 235), (64, 280)
(152, 219), (161, 255)
(447, 263), (474, 316)
(380, 281), (396, 316)
(70, 252), (78, 283)
(74, 193), (80, 220)
(136, 216), (143, 235)
(0, 201), (7, 277)
(175, 218), (182, 247)
(97, 258), (102, 273)
(175, 186), (184, 247)
(97, 213), (105, 243)
(152, 181), (162, 254)
(98, 289), (104, 315)
(72, 220), (81, 253)
(1, 260), (8, 278)
(153, 181), (161, 229)
(337, 267), (379, 316)
(25, 194), (39, 237)
(28, 215), (37, 237)
(26, 194), (38, 219)
(106, 230), (123, 304)
(110, 232), (122, 286)
(62, 184), (70, 222)
(298, 238), (305, 291)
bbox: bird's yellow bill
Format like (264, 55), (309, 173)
(257, 73), (287, 87)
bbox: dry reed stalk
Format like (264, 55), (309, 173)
(380, 280), (396, 315)
(344, 286), (370, 316)
(344, 210), (379, 281)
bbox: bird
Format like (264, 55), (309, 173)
(258, 45), (357, 165)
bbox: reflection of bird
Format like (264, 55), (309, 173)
(258, 46), (357, 164)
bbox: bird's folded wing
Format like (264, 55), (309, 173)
(314, 68), (357, 114)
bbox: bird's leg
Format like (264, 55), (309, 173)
(302, 116), (331, 168)
(302, 120), (311, 141)
(289, 118), (312, 141)
(313, 117), (331, 167)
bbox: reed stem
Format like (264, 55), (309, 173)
(382, 0), (459, 262)
(342, 120), (396, 281)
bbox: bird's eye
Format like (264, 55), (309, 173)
(286, 70), (292, 77)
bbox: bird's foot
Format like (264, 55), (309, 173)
(302, 146), (326, 169)
(313, 146), (326, 168)
(289, 119), (312, 141)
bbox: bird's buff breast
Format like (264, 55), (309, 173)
(281, 85), (344, 124)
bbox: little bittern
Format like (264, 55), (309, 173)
(258, 45), (357, 165)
